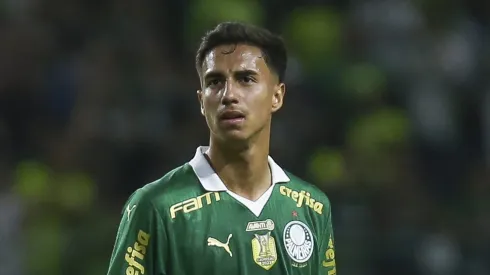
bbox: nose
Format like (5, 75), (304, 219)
(221, 81), (239, 106)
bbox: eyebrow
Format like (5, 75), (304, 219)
(234, 69), (259, 78)
(203, 69), (259, 80)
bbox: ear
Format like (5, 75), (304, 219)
(271, 83), (285, 113)
(197, 90), (205, 116)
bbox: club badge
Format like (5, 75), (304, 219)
(283, 221), (314, 264)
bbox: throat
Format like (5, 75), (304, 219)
(225, 175), (272, 202)
(203, 153), (272, 202)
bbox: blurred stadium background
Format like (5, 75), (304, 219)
(1, 0), (489, 274)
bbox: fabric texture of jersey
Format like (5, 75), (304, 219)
(107, 147), (337, 275)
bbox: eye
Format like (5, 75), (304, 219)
(207, 79), (222, 87)
(239, 76), (255, 84)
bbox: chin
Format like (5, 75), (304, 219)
(219, 129), (251, 141)
(211, 128), (252, 144)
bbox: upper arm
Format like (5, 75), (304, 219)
(319, 203), (337, 275)
(107, 190), (167, 275)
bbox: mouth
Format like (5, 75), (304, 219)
(218, 110), (246, 125)
(220, 110), (245, 119)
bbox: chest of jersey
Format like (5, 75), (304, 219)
(165, 189), (324, 275)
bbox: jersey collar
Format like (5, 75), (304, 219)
(189, 146), (290, 192)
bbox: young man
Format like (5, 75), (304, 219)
(107, 22), (337, 275)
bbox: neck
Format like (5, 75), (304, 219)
(207, 131), (272, 201)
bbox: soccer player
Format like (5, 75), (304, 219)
(107, 22), (337, 275)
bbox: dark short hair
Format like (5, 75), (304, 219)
(195, 22), (288, 82)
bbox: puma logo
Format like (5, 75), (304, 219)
(207, 234), (233, 257)
(126, 205), (136, 221)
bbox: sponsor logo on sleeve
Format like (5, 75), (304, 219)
(125, 230), (150, 275)
(322, 234), (336, 275)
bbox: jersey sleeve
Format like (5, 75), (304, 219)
(319, 204), (337, 275)
(107, 189), (167, 275)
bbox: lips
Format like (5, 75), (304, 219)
(219, 110), (246, 120)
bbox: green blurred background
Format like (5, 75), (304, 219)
(0, 0), (489, 274)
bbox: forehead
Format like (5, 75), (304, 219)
(202, 44), (272, 77)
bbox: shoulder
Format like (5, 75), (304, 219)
(124, 163), (200, 209)
(280, 171), (333, 213)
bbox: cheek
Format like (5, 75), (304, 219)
(248, 97), (272, 123)
(202, 93), (216, 111)
(254, 91), (273, 112)
(202, 98), (217, 122)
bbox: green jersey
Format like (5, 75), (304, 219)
(107, 147), (337, 275)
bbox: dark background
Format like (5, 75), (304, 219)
(0, 0), (489, 274)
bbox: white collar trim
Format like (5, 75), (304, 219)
(189, 146), (290, 192)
